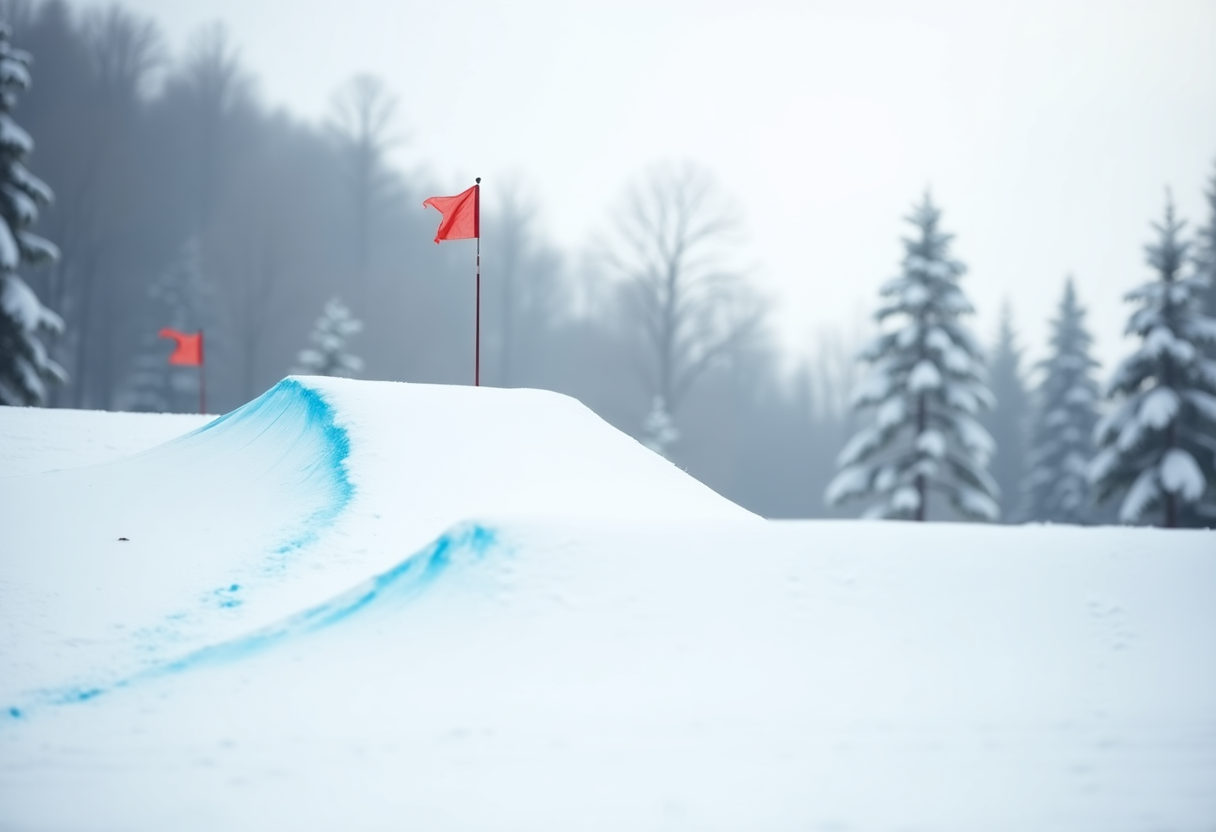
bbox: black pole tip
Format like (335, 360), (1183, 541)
(475, 177), (481, 184)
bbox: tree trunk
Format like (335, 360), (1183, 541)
(915, 390), (926, 521)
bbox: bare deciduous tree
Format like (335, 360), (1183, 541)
(601, 162), (765, 414)
(83, 4), (162, 105)
(485, 181), (565, 387)
(328, 74), (400, 288)
(179, 22), (250, 230)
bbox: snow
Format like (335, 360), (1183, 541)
(835, 423), (881, 467)
(9, 162), (53, 206)
(0, 405), (212, 475)
(875, 395), (905, 429)
(823, 463), (869, 504)
(956, 487), (1000, 521)
(0, 56), (30, 89)
(889, 484), (919, 511)
(1120, 467), (1161, 523)
(1142, 325), (1196, 364)
(925, 326), (951, 353)
(1161, 448), (1206, 501)
(2, 376), (1215, 832)
(943, 343), (972, 373)
(908, 358), (942, 392)
(15, 229), (59, 264)
(2, 183), (35, 224)
(0, 215), (17, 270)
(944, 380), (980, 413)
(955, 413), (996, 460)
(1138, 387), (1180, 429)
(0, 112), (31, 154)
(915, 428), (946, 458)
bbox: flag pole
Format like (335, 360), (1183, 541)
(475, 176), (481, 387)
(199, 329), (207, 414)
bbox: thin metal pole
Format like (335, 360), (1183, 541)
(199, 329), (207, 414)
(475, 177), (481, 387)
(476, 235), (481, 386)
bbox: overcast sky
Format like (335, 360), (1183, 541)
(82, 0), (1216, 375)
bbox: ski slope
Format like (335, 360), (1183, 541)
(1, 377), (1213, 832)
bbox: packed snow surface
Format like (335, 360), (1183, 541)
(1, 377), (1213, 832)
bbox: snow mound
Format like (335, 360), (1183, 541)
(307, 375), (757, 536)
(0, 377), (753, 707)
(0, 379), (357, 702)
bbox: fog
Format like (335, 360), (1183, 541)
(3, 0), (1215, 520)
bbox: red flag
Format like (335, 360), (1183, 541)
(423, 183), (479, 243)
(159, 328), (203, 366)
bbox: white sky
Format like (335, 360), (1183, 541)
(82, 0), (1216, 375)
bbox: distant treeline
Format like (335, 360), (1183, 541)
(2, 0), (1214, 525)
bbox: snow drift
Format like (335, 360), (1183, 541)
(0, 377), (1213, 832)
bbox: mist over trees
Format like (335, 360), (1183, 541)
(597, 162), (766, 424)
(1021, 279), (1102, 525)
(1, 0), (1213, 527)
(979, 304), (1029, 523)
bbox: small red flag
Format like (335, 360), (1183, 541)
(423, 183), (479, 243)
(159, 328), (203, 366)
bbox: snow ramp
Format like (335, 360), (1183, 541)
(0, 377), (754, 706)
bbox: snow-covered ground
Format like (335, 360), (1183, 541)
(1, 377), (1213, 832)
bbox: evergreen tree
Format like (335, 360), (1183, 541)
(1089, 195), (1216, 527)
(980, 303), (1029, 522)
(0, 23), (63, 406)
(293, 296), (363, 377)
(1195, 161), (1216, 333)
(826, 193), (998, 521)
(1022, 279), (1102, 524)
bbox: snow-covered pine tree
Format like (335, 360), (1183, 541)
(980, 303), (1029, 522)
(1021, 278), (1102, 524)
(294, 296), (363, 377)
(825, 193), (998, 521)
(1195, 162), (1216, 337)
(1089, 195), (1216, 527)
(641, 395), (679, 458)
(0, 23), (63, 406)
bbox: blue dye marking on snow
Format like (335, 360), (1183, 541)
(163, 524), (498, 673)
(213, 584), (244, 609)
(3, 524), (499, 723)
(185, 379), (356, 544)
(158, 378), (355, 564)
(195, 379), (356, 607)
(56, 687), (103, 704)
(221, 378), (355, 558)
(267, 381), (354, 556)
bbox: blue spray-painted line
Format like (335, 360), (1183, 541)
(203, 378), (355, 559)
(266, 380), (354, 557)
(2, 523), (499, 724)
(182, 378), (356, 603)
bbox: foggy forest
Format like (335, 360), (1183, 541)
(2, 0), (1214, 525)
